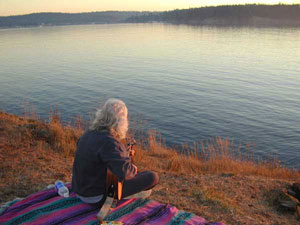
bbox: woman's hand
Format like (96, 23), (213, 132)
(129, 150), (135, 157)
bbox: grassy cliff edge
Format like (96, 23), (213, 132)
(0, 111), (299, 224)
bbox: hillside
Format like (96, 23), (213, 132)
(0, 11), (147, 28)
(0, 111), (299, 224)
(126, 4), (300, 26)
(1, 4), (300, 29)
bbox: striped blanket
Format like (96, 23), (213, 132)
(0, 185), (225, 225)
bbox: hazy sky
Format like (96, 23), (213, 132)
(0, 0), (299, 16)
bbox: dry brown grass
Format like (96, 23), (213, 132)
(0, 111), (84, 203)
(133, 130), (300, 180)
(1, 111), (300, 224)
(3, 110), (298, 180)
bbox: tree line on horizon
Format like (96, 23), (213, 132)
(126, 4), (300, 25)
(1, 4), (300, 28)
(0, 11), (147, 28)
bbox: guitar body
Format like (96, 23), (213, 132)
(105, 137), (136, 201)
(106, 169), (122, 201)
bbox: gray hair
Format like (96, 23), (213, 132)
(89, 98), (128, 139)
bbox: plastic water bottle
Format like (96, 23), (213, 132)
(55, 180), (69, 198)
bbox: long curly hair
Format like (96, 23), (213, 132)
(89, 98), (128, 139)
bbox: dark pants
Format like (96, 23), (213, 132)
(122, 171), (159, 198)
(90, 171), (159, 208)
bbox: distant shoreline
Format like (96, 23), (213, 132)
(0, 11), (148, 29)
(1, 4), (300, 29)
(0, 22), (128, 30)
(1, 20), (300, 30)
(163, 17), (300, 28)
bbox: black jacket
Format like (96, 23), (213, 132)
(71, 130), (137, 197)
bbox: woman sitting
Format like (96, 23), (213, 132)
(72, 98), (159, 207)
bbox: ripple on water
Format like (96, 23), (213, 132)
(0, 24), (300, 169)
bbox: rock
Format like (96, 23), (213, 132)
(292, 182), (300, 201)
(277, 191), (299, 210)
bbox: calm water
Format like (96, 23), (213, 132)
(0, 24), (300, 168)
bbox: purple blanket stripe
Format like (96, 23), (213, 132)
(117, 199), (163, 222)
(26, 200), (92, 225)
(0, 187), (226, 225)
(1, 192), (64, 221)
(4, 189), (57, 213)
(60, 208), (99, 225)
